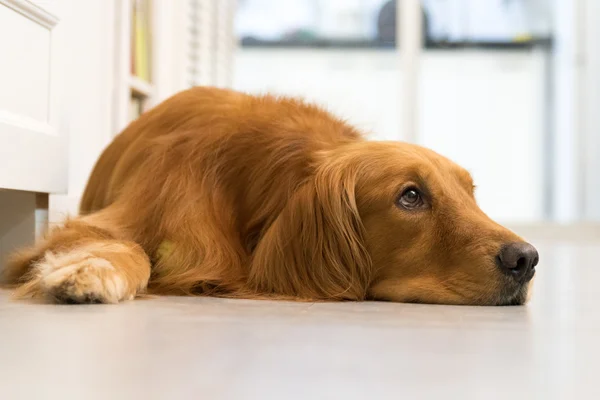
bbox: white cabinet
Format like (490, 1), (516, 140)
(0, 0), (67, 269)
(0, 0), (67, 193)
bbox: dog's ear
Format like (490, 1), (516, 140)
(249, 166), (372, 300)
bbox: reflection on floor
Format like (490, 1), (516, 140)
(0, 239), (599, 399)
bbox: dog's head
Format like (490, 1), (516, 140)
(250, 141), (538, 305)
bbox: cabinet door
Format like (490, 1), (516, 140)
(0, 0), (66, 193)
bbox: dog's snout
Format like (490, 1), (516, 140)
(497, 242), (539, 283)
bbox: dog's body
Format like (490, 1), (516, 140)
(4, 87), (538, 305)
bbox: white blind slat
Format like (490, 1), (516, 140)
(186, 0), (236, 88)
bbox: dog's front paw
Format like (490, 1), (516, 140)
(36, 251), (131, 304)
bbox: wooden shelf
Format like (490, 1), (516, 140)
(129, 75), (154, 97)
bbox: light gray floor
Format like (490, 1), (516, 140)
(1, 239), (599, 400)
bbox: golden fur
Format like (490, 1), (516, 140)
(3, 87), (533, 305)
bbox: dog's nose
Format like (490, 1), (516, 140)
(497, 242), (539, 283)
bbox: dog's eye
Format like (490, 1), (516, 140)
(397, 187), (424, 209)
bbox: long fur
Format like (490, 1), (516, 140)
(3, 88), (374, 302)
(2, 87), (530, 305)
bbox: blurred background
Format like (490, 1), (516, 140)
(233, 0), (597, 227)
(234, 0), (554, 224)
(1, 0), (599, 262)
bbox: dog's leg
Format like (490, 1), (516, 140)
(4, 210), (151, 304)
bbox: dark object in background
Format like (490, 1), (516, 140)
(377, 0), (429, 45)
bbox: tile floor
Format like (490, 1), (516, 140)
(0, 239), (599, 399)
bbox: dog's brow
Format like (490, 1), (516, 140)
(455, 168), (474, 189)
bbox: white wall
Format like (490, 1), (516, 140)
(581, 0), (600, 221)
(233, 48), (547, 223)
(48, 0), (117, 222)
(551, 0), (582, 223)
(550, 0), (600, 223)
(235, 49), (402, 141)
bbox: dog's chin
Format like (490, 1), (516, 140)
(494, 282), (531, 306)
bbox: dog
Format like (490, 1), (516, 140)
(3, 87), (538, 305)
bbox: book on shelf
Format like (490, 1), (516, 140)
(131, 0), (152, 82)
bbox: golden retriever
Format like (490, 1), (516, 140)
(3, 87), (538, 305)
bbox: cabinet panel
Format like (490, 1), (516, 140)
(0, 3), (51, 122)
(0, 0), (66, 194)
